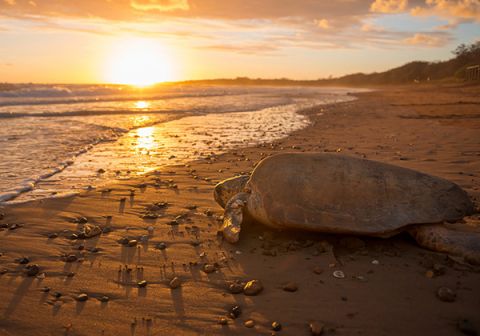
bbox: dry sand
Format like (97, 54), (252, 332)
(0, 84), (479, 336)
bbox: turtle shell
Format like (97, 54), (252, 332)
(245, 153), (473, 237)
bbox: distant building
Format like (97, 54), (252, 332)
(466, 65), (480, 81)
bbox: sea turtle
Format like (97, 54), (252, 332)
(214, 153), (480, 263)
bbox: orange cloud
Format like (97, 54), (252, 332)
(315, 19), (330, 29)
(370, 0), (408, 13)
(403, 33), (446, 46)
(412, 0), (480, 21)
(130, 0), (189, 12)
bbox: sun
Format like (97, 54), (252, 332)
(105, 38), (175, 87)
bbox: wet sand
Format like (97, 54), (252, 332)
(0, 84), (479, 336)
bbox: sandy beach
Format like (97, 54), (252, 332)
(1, 84), (479, 336)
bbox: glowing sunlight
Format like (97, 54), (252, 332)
(105, 38), (175, 87)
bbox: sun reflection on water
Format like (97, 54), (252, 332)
(135, 126), (155, 152)
(135, 101), (150, 109)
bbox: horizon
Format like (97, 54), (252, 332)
(0, 1), (479, 85)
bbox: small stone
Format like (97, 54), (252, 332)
(156, 242), (167, 250)
(243, 280), (263, 296)
(371, 260), (380, 265)
(24, 264), (40, 277)
(17, 257), (30, 264)
(436, 287), (456, 302)
(137, 280), (148, 288)
(333, 270), (345, 279)
(310, 321), (325, 335)
(228, 282), (244, 294)
(128, 240), (138, 247)
(457, 319), (478, 336)
(218, 317), (228, 325)
(65, 255), (77, 263)
(99, 296), (110, 303)
(74, 216), (88, 224)
(76, 293), (88, 302)
(69, 233), (79, 240)
(272, 321), (282, 331)
(169, 277), (181, 289)
(283, 282), (298, 292)
(53, 292), (62, 298)
(203, 264), (216, 274)
(244, 320), (255, 328)
(41, 286), (50, 293)
(82, 224), (102, 238)
(229, 305), (241, 319)
(425, 270), (435, 278)
(48, 233), (58, 239)
(118, 237), (129, 245)
(313, 266), (324, 274)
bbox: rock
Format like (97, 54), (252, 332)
(203, 264), (216, 274)
(76, 293), (88, 302)
(457, 319), (478, 336)
(74, 216), (88, 224)
(228, 282), (244, 294)
(425, 270), (435, 278)
(128, 240), (138, 247)
(48, 233), (58, 239)
(64, 255), (77, 263)
(118, 237), (129, 245)
(24, 264), (40, 277)
(272, 321), (282, 331)
(229, 305), (241, 319)
(218, 317), (228, 325)
(333, 270), (345, 279)
(243, 280), (263, 296)
(244, 320), (255, 328)
(156, 242), (167, 250)
(53, 292), (62, 298)
(313, 266), (324, 274)
(17, 257), (30, 264)
(310, 321), (325, 335)
(99, 296), (110, 303)
(283, 282), (298, 292)
(69, 233), (79, 240)
(436, 287), (456, 302)
(137, 280), (148, 288)
(169, 277), (181, 289)
(82, 224), (102, 238)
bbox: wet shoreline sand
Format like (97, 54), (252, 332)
(0, 84), (479, 336)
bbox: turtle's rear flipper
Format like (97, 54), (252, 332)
(221, 193), (249, 243)
(408, 224), (480, 265)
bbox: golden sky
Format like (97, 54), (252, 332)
(0, 0), (479, 84)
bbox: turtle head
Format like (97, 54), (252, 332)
(214, 175), (250, 209)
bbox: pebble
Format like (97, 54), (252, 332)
(48, 233), (58, 239)
(228, 282), (244, 294)
(272, 321), (282, 331)
(24, 264), (40, 277)
(282, 282), (298, 292)
(41, 287), (51, 293)
(74, 216), (88, 224)
(156, 242), (167, 250)
(53, 292), (62, 298)
(333, 270), (345, 279)
(137, 280), (148, 288)
(243, 280), (264, 296)
(169, 277), (181, 289)
(69, 233), (79, 240)
(457, 319), (478, 336)
(75, 293), (89, 302)
(436, 287), (456, 302)
(218, 317), (228, 325)
(229, 305), (242, 319)
(128, 240), (138, 247)
(244, 320), (255, 328)
(371, 260), (380, 265)
(99, 296), (110, 303)
(313, 266), (324, 274)
(203, 264), (216, 274)
(118, 237), (129, 245)
(310, 321), (325, 335)
(17, 257), (30, 264)
(65, 255), (77, 262)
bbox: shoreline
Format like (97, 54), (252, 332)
(0, 85), (479, 336)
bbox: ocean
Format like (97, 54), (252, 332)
(0, 84), (357, 203)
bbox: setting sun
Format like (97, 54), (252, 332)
(105, 38), (175, 86)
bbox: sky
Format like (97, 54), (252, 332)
(0, 0), (479, 84)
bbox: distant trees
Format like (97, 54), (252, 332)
(452, 41), (480, 59)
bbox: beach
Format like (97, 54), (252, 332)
(0, 84), (479, 336)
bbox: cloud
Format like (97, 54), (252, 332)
(314, 19), (330, 29)
(412, 0), (480, 21)
(370, 0), (408, 13)
(403, 32), (448, 46)
(130, 0), (189, 12)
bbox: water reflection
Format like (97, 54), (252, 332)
(134, 101), (150, 109)
(135, 127), (155, 153)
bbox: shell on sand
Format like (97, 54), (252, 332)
(245, 153), (473, 237)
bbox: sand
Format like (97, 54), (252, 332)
(0, 84), (479, 336)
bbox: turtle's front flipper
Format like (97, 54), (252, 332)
(221, 192), (249, 243)
(408, 224), (480, 265)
